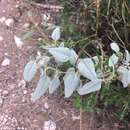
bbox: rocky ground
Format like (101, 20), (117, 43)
(0, 0), (83, 130)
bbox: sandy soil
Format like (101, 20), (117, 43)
(0, 0), (82, 129)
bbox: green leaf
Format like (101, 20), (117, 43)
(118, 66), (130, 88)
(124, 50), (130, 65)
(23, 60), (37, 82)
(78, 58), (97, 80)
(64, 68), (80, 98)
(31, 74), (50, 102)
(69, 49), (78, 66)
(49, 77), (60, 94)
(108, 54), (118, 67)
(77, 79), (102, 95)
(49, 47), (71, 63)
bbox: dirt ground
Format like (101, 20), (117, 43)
(0, 0), (128, 130)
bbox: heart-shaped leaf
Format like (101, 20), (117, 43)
(77, 79), (102, 95)
(23, 60), (37, 82)
(108, 54), (118, 67)
(78, 58), (97, 80)
(49, 47), (71, 63)
(49, 77), (60, 94)
(31, 74), (50, 101)
(64, 68), (80, 98)
(69, 49), (78, 66)
(124, 50), (130, 65)
(118, 66), (130, 88)
(110, 42), (120, 53)
(51, 27), (61, 41)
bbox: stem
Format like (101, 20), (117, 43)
(111, 23), (126, 49)
(122, 0), (128, 45)
(96, 0), (100, 35)
(73, 34), (96, 46)
(80, 96), (83, 130)
(107, 0), (111, 16)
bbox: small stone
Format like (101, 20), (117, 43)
(23, 90), (27, 95)
(0, 89), (2, 93)
(23, 23), (30, 28)
(2, 90), (9, 96)
(1, 57), (10, 66)
(2, 10), (6, 13)
(0, 16), (6, 23)
(0, 36), (3, 42)
(22, 97), (26, 103)
(0, 97), (3, 107)
(72, 114), (80, 121)
(12, 94), (15, 97)
(44, 120), (56, 130)
(44, 102), (49, 109)
(18, 80), (26, 88)
(4, 52), (8, 56)
(14, 35), (24, 49)
(15, 4), (19, 8)
(5, 18), (14, 27)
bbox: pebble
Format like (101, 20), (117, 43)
(44, 102), (49, 109)
(0, 97), (3, 107)
(4, 52), (8, 56)
(1, 57), (10, 66)
(5, 18), (14, 27)
(14, 35), (24, 49)
(0, 36), (3, 42)
(44, 120), (56, 130)
(23, 23), (30, 28)
(17, 127), (26, 130)
(2, 90), (9, 96)
(22, 98), (26, 103)
(72, 113), (80, 121)
(23, 90), (27, 95)
(2, 10), (6, 13)
(0, 89), (2, 93)
(0, 16), (6, 23)
(18, 80), (26, 88)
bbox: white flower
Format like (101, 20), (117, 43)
(110, 42), (120, 53)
